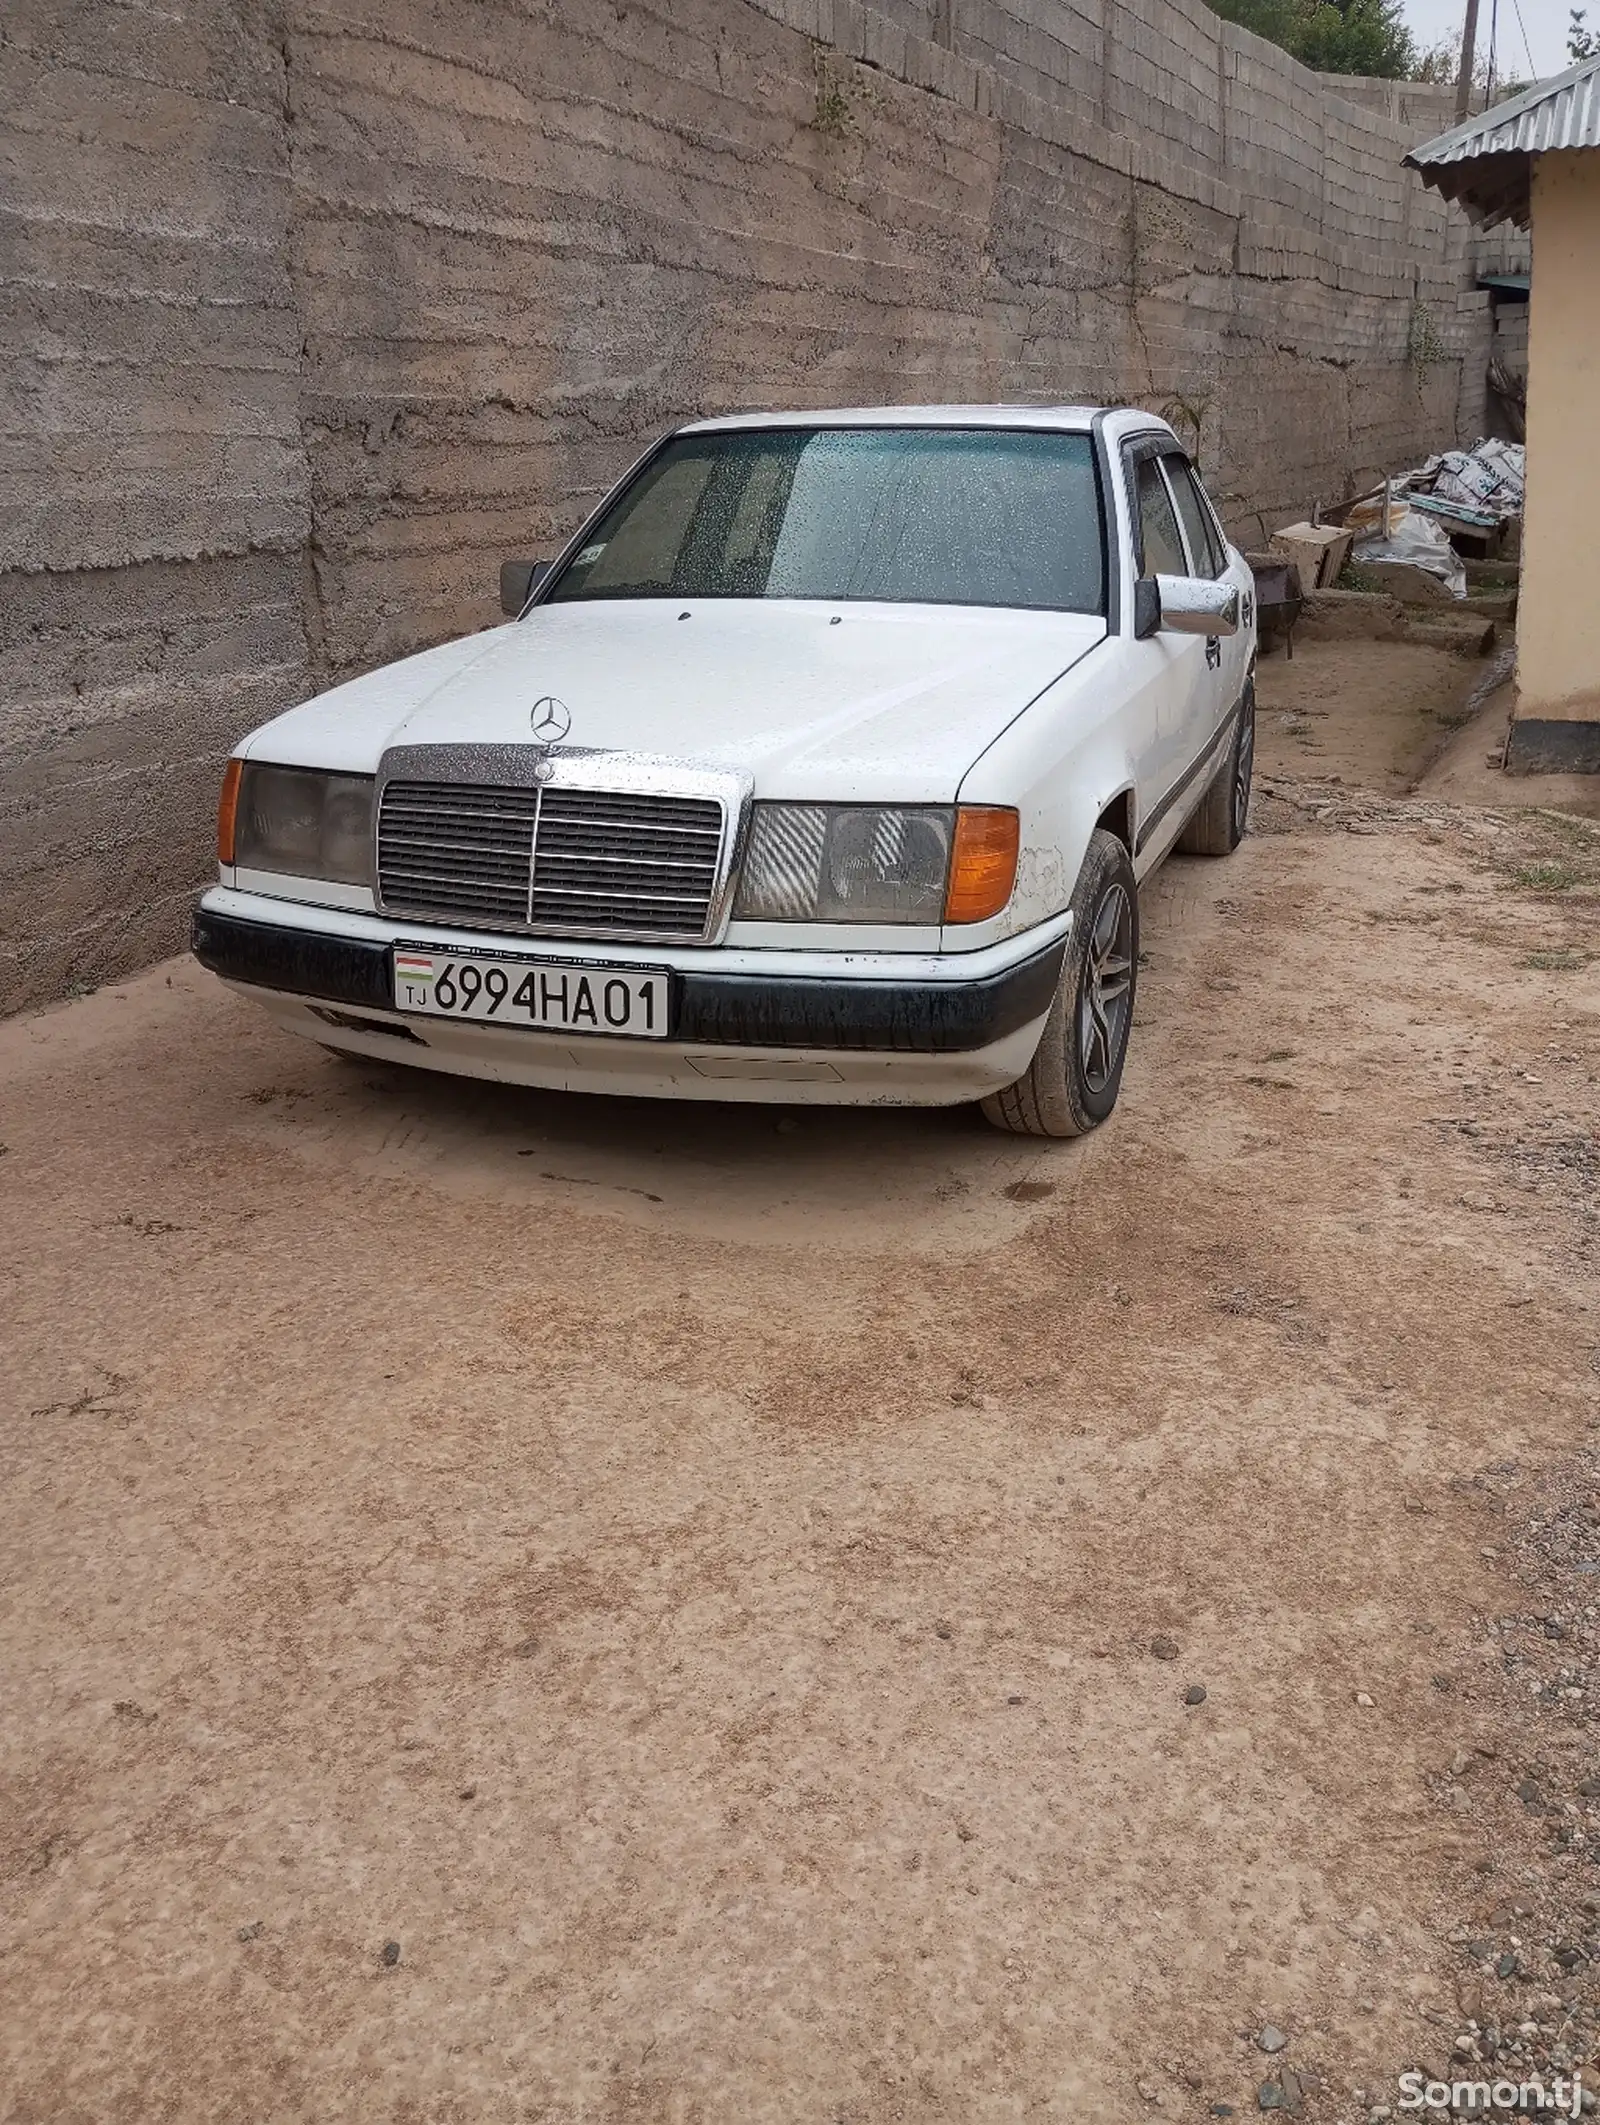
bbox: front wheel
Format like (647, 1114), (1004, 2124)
(980, 828), (1139, 1139)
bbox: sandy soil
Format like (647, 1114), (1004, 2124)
(1254, 635), (1476, 793)
(1419, 679), (1600, 822)
(2, 639), (1599, 2124)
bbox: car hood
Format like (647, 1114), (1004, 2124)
(246, 600), (1107, 802)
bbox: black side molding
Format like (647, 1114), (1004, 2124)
(1134, 689), (1245, 856)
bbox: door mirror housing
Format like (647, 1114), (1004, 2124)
(500, 558), (551, 615)
(1151, 573), (1240, 637)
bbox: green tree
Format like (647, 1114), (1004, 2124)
(1207, 0), (1305, 48)
(1210, 0), (1417, 77)
(1298, 0), (1415, 73)
(1571, 8), (1599, 60)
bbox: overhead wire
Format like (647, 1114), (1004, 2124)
(1507, 0), (1536, 79)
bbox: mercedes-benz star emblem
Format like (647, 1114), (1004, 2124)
(529, 695), (571, 744)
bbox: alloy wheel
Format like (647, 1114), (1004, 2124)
(1232, 702), (1255, 842)
(1078, 882), (1134, 1094)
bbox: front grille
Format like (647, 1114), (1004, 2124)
(377, 780), (726, 940)
(379, 782), (542, 931)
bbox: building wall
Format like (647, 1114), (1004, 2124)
(2, 0), (1492, 1013)
(1511, 151), (1600, 769)
(1492, 302), (1529, 381)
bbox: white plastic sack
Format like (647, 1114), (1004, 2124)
(1352, 502), (1468, 598)
(1472, 437), (1525, 507)
(1418, 439), (1525, 517)
(1432, 449), (1503, 511)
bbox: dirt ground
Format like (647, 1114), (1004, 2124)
(2, 639), (1599, 2125)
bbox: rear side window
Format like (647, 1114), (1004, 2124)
(1165, 457), (1227, 578)
(1132, 457), (1188, 578)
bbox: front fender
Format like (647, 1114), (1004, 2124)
(947, 642), (1139, 951)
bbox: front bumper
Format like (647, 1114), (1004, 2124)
(192, 888), (1069, 1105)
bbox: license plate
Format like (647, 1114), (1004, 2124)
(392, 948), (670, 1039)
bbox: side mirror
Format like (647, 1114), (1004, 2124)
(500, 558), (551, 615)
(1152, 573), (1240, 637)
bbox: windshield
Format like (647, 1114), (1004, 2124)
(545, 426), (1105, 614)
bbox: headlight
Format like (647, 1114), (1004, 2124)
(734, 803), (1018, 925)
(232, 764), (374, 884)
(737, 804), (950, 923)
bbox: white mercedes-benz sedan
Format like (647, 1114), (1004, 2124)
(194, 406), (1256, 1136)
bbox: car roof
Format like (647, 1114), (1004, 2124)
(678, 404), (1176, 441)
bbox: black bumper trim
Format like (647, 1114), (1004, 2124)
(674, 943), (1065, 1052)
(192, 907), (1067, 1056)
(193, 907), (394, 1013)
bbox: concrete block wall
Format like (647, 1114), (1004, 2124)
(1493, 303), (1530, 380)
(1, 0), (1493, 1012)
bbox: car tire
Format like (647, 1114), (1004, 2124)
(979, 827), (1139, 1139)
(1177, 677), (1255, 858)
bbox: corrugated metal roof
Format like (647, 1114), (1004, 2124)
(1404, 53), (1600, 229)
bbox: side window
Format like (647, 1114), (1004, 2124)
(1189, 484), (1232, 573)
(1195, 471), (1232, 575)
(1165, 456), (1226, 579)
(1133, 456), (1188, 578)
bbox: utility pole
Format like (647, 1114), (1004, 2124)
(1455, 0), (1481, 120)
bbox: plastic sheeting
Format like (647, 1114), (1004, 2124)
(1343, 439), (1523, 600)
(1349, 499), (1469, 598)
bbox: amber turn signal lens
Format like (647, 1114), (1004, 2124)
(944, 806), (1020, 924)
(217, 758), (243, 866)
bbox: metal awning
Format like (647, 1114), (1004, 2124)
(1476, 271), (1531, 296)
(1405, 53), (1600, 229)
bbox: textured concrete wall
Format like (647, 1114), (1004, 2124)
(2, 0), (1492, 1012)
(1, 4), (310, 1009)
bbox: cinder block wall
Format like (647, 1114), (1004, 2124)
(0, 0), (1490, 1013)
(1493, 304), (1529, 380)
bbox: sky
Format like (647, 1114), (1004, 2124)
(1402, 0), (1575, 82)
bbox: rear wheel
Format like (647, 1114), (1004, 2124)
(980, 828), (1139, 1139)
(1177, 677), (1255, 857)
